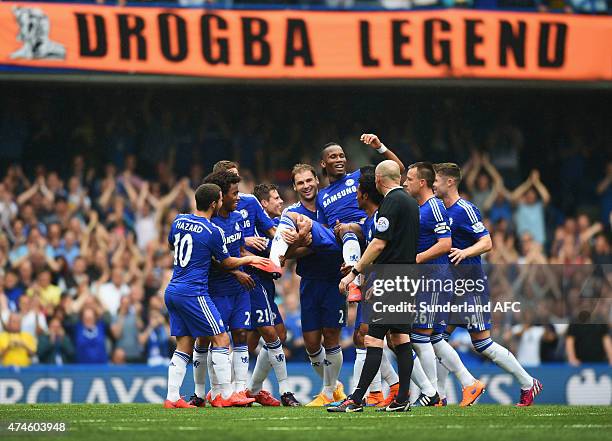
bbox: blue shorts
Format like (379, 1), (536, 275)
(260, 276), (283, 326)
(250, 277), (283, 328)
(164, 291), (226, 337)
(413, 290), (452, 330)
(449, 292), (492, 332)
(449, 265), (492, 332)
(210, 293), (252, 331)
(310, 222), (341, 253)
(300, 278), (347, 332)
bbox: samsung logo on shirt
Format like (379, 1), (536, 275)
(176, 221), (204, 233)
(322, 186), (357, 208)
(224, 232), (242, 244)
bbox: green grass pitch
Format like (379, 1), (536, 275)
(0, 404), (610, 441)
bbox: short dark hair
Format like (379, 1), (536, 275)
(203, 170), (241, 195)
(358, 165), (383, 205)
(321, 142), (341, 159)
(195, 183), (221, 211)
(434, 162), (462, 183)
(291, 163), (317, 184)
(212, 160), (239, 174)
(409, 162), (435, 188)
(253, 183), (278, 202)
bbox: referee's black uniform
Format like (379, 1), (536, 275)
(330, 185), (421, 411)
(368, 186), (420, 340)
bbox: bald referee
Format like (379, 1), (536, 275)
(329, 160), (420, 413)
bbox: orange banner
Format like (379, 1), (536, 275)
(1, 3), (611, 80)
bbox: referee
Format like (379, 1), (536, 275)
(330, 160), (420, 413)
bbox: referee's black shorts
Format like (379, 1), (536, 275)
(368, 323), (412, 340)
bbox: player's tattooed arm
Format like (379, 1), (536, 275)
(360, 133), (405, 175)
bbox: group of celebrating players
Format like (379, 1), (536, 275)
(162, 133), (543, 412)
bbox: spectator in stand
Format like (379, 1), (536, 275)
(37, 317), (75, 365)
(56, 230), (81, 268)
(510, 311), (558, 367)
(71, 305), (110, 364)
(26, 269), (61, 313)
(464, 152), (509, 214)
(511, 170), (550, 246)
(566, 321), (612, 366)
(57, 256), (88, 298)
(596, 161), (612, 228)
(66, 175), (91, 216)
(0, 182), (17, 234)
(139, 308), (171, 366)
(488, 228), (520, 264)
(15, 294), (47, 338)
(0, 313), (36, 367)
(96, 266), (129, 317)
(517, 232), (548, 264)
(4, 269), (24, 312)
(592, 233), (612, 264)
(111, 288), (144, 363)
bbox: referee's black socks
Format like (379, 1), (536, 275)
(394, 342), (414, 404)
(351, 346), (383, 404)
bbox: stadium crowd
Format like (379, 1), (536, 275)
(0, 88), (610, 369)
(19, 0), (607, 15)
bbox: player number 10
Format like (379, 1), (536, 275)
(173, 233), (193, 268)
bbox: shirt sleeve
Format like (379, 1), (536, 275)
(373, 198), (397, 242)
(210, 227), (230, 262)
(460, 203), (489, 241)
(433, 204), (451, 240)
(315, 196), (328, 225)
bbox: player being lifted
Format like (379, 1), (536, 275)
(272, 164), (347, 406)
(433, 163), (543, 406)
(245, 183), (300, 407)
(163, 183), (269, 408)
(316, 135), (405, 300)
(403, 162), (485, 406)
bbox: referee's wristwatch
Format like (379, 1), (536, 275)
(351, 268), (360, 277)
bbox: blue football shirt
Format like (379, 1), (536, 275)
(209, 211), (247, 296)
(418, 196), (452, 264)
(446, 198), (489, 265)
(166, 213), (230, 297)
(316, 170), (366, 226)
